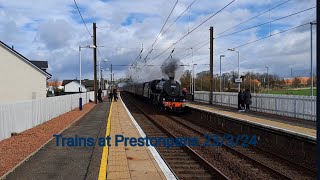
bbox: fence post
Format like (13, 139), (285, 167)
(294, 98), (297, 118)
(255, 94), (257, 111)
(275, 96), (277, 115)
(260, 96), (262, 112)
(302, 96), (304, 119)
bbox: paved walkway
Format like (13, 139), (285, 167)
(187, 103), (316, 138)
(105, 99), (167, 180)
(5, 101), (110, 180)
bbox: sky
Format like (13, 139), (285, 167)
(0, 0), (316, 82)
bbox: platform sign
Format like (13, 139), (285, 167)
(235, 78), (242, 83)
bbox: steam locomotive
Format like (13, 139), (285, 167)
(124, 77), (186, 111)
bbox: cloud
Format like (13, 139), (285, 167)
(0, 0), (316, 81)
(36, 19), (75, 50)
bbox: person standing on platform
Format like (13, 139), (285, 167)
(108, 91), (113, 102)
(98, 88), (103, 103)
(182, 88), (187, 99)
(113, 88), (118, 101)
(244, 89), (252, 111)
(238, 89), (244, 111)
(241, 88), (245, 109)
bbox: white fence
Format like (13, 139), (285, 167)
(194, 91), (316, 121)
(0, 90), (106, 140)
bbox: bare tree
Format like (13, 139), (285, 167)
(292, 77), (301, 88)
(180, 70), (192, 92)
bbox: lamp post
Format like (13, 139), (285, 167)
(201, 76), (203, 91)
(79, 45), (96, 110)
(215, 74), (219, 91)
(228, 48), (240, 92)
(310, 22), (316, 96)
(102, 68), (110, 90)
(265, 66), (269, 93)
(112, 73), (115, 87)
(252, 75), (255, 94)
(191, 48), (194, 95)
(99, 59), (108, 89)
(189, 71), (192, 93)
(249, 72), (251, 92)
(219, 55), (225, 92)
(192, 63), (197, 94)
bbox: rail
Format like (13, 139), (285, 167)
(122, 93), (229, 180)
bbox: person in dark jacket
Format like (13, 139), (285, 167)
(241, 89), (246, 109)
(113, 88), (118, 101)
(238, 90), (245, 110)
(108, 92), (113, 102)
(244, 89), (252, 111)
(98, 88), (103, 103)
(182, 88), (187, 99)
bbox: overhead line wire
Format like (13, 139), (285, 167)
(73, 0), (92, 37)
(146, 0), (236, 65)
(172, 0), (295, 60)
(130, 0), (236, 79)
(192, 22), (312, 63)
(161, 0), (198, 37)
(141, 0), (179, 62)
(174, 4), (315, 61)
(218, 0), (292, 35)
(215, 6), (316, 39)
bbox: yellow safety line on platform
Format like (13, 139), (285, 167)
(98, 102), (113, 180)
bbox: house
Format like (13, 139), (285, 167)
(284, 77), (310, 86)
(46, 81), (63, 96)
(251, 79), (261, 87)
(47, 81), (63, 90)
(62, 80), (87, 93)
(0, 41), (51, 103)
(62, 79), (96, 93)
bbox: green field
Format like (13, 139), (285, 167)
(261, 88), (316, 96)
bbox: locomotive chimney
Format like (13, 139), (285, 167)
(169, 76), (174, 82)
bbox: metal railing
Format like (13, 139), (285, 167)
(193, 91), (316, 121)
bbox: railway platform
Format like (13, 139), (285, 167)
(4, 101), (111, 180)
(186, 101), (316, 170)
(2, 97), (175, 180)
(187, 102), (316, 138)
(103, 97), (175, 180)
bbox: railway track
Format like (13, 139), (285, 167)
(122, 92), (316, 180)
(121, 93), (229, 180)
(165, 114), (316, 179)
(171, 113), (317, 178)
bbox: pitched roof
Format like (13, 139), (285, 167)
(62, 79), (95, 87)
(0, 40), (52, 78)
(283, 77), (311, 85)
(30, 61), (48, 71)
(47, 81), (63, 86)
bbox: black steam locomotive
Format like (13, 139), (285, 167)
(124, 77), (186, 111)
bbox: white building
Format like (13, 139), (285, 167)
(0, 41), (51, 103)
(63, 80), (87, 93)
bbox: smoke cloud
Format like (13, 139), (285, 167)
(128, 57), (184, 83)
(161, 57), (184, 80)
